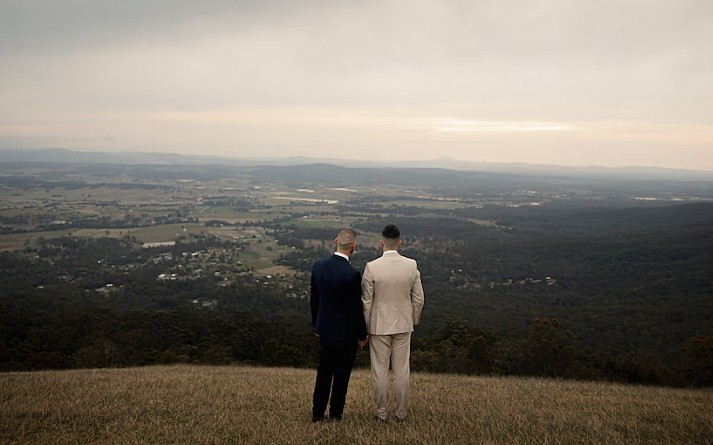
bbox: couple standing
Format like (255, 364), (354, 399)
(310, 224), (425, 422)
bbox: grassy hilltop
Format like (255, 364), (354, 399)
(2, 365), (711, 445)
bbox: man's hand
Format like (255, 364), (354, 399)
(358, 335), (369, 349)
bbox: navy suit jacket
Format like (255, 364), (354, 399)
(310, 254), (368, 342)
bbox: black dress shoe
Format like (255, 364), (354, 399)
(329, 415), (343, 421)
(312, 415), (326, 423)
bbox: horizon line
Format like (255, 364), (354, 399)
(2, 146), (713, 175)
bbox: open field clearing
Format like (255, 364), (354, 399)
(2, 186), (177, 204)
(288, 218), (346, 229)
(276, 204), (344, 214)
(197, 208), (254, 223)
(0, 224), (209, 251)
(241, 239), (293, 270)
(2, 365), (711, 445)
(126, 223), (204, 243)
(253, 265), (298, 277)
(264, 196), (341, 208)
(468, 218), (503, 228)
(0, 224), (210, 251)
(378, 199), (471, 210)
(0, 228), (128, 251)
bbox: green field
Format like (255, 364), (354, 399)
(288, 218), (344, 229)
(379, 199), (470, 210)
(127, 223), (204, 243)
(241, 239), (294, 270)
(1, 365), (711, 445)
(0, 228), (126, 251)
(0, 224), (207, 251)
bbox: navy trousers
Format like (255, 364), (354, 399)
(312, 338), (358, 419)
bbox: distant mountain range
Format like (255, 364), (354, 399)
(1, 147), (712, 181)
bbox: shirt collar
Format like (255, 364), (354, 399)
(382, 250), (399, 255)
(334, 252), (350, 261)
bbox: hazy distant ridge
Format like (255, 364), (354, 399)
(2, 147), (712, 181)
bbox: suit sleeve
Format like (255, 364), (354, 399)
(411, 265), (425, 326)
(351, 270), (368, 340)
(361, 263), (374, 333)
(310, 264), (319, 331)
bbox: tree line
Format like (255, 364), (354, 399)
(2, 202), (712, 386)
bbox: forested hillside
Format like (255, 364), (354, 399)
(1, 162), (712, 386)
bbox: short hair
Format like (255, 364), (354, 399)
(336, 228), (357, 249)
(381, 224), (401, 241)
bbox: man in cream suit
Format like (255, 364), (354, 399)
(362, 224), (425, 422)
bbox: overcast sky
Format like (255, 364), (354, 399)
(1, 0), (712, 170)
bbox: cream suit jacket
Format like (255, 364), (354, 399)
(362, 251), (425, 335)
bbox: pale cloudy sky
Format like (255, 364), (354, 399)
(1, 0), (712, 170)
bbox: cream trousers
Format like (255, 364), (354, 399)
(369, 332), (412, 420)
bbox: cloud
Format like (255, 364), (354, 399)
(433, 119), (574, 134)
(0, 0), (307, 54)
(1, 0), (712, 169)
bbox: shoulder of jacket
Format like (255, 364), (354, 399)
(402, 256), (418, 267)
(364, 258), (381, 271)
(314, 255), (333, 267)
(394, 253), (415, 262)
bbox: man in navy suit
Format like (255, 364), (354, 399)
(310, 228), (368, 422)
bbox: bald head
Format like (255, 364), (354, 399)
(335, 228), (357, 253)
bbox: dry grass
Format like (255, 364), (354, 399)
(1, 365), (711, 445)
